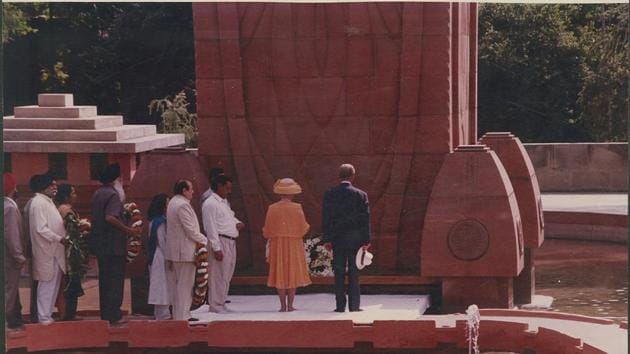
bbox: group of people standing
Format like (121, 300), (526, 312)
(4, 162), (371, 328)
(4, 172), (100, 327)
(143, 172), (244, 322)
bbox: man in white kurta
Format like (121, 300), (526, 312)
(202, 175), (244, 313)
(164, 180), (208, 321)
(28, 174), (67, 324)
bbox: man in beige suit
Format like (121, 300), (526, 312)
(4, 173), (27, 329)
(28, 174), (67, 325)
(165, 180), (208, 321)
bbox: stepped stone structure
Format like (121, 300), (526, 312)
(3, 93), (184, 215)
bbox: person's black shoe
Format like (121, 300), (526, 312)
(188, 317), (199, 322)
(349, 308), (363, 312)
(110, 318), (128, 326)
(7, 323), (24, 330)
(333, 309), (345, 313)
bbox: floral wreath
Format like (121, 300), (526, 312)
(304, 234), (333, 277)
(191, 243), (209, 310)
(123, 202), (144, 263)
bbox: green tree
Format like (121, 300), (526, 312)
(478, 4), (628, 142)
(577, 5), (628, 141)
(3, 3), (196, 126)
(2, 3), (38, 43)
(478, 4), (587, 142)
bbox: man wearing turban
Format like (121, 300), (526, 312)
(27, 173), (67, 325)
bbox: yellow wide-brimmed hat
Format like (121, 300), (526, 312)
(273, 178), (302, 195)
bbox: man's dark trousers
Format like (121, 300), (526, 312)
(97, 255), (125, 323)
(64, 274), (83, 319)
(333, 246), (360, 311)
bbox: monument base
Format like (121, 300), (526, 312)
(441, 277), (514, 312)
(514, 248), (536, 305)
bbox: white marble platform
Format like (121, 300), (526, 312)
(190, 294), (432, 325)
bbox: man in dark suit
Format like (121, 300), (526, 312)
(322, 164), (370, 312)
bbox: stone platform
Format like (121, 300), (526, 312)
(3, 94), (184, 153)
(6, 300), (626, 353)
(190, 294), (431, 324)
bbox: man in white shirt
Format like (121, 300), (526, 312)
(27, 174), (67, 325)
(200, 167), (224, 204)
(165, 180), (208, 321)
(201, 174), (244, 313)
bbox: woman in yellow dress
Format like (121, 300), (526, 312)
(263, 178), (312, 312)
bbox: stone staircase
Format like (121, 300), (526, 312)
(3, 94), (184, 153)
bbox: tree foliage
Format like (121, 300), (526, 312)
(2, 3), (39, 43)
(478, 4), (628, 142)
(3, 3), (195, 126)
(577, 5), (629, 142)
(148, 90), (198, 147)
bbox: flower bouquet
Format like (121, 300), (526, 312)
(304, 234), (333, 277)
(191, 243), (209, 310)
(64, 213), (91, 281)
(78, 218), (92, 235)
(123, 202), (144, 264)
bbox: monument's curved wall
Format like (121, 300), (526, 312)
(193, 3), (478, 274)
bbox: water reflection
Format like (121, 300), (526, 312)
(535, 240), (628, 319)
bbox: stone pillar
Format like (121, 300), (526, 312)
(479, 132), (544, 305)
(421, 145), (524, 312)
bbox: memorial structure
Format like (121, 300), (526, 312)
(193, 2), (480, 276)
(6, 4), (626, 353)
(3, 93), (184, 215)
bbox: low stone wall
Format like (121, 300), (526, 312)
(524, 143), (628, 192)
(6, 315), (615, 353)
(543, 211), (628, 244)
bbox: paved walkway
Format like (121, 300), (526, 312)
(542, 193), (627, 215)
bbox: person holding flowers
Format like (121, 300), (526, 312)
(91, 163), (141, 325)
(27, 173), (67, 325)
(165, 180), (208, 321)
(55, 184), (90, 321)
(262, 178), (312, 312)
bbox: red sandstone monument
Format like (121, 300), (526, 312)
(186, 2), (546, 311)
(3, 3), (541, 312)
(6, 4), (628, 354)
(192, 2), (479, 277)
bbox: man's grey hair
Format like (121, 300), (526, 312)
(338, 164), (356, 179)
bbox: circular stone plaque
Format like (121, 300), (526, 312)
(447, 219), (490, 261)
